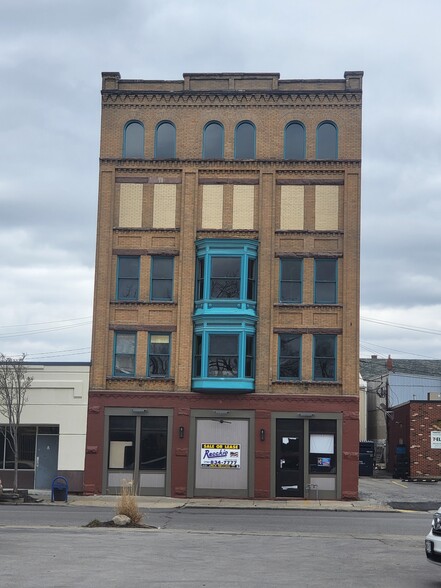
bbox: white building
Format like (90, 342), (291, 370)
(0, 363), (89, 492)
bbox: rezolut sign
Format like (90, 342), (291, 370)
(431, 431), (441, 449)
(200, 443), (241, 468)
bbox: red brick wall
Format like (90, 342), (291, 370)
(389, 401), (441, 478)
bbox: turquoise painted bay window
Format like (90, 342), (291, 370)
(194, 239), (258, 316)
(192, 325), (255, 391)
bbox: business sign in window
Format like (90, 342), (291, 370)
(431, 431), (441, 449)
(200, 443), (241, 468)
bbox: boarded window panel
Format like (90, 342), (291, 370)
(153, 184), (177, 228)
(315, 185), (339, 230)
(119, 184), (143, 228)
(280, 186), (304, 230)
(233, 185), (254, 229)
(202, 185), (223, 229)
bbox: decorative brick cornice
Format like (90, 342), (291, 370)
(102, 91), (362, 108)
(101, 158), (361, 172)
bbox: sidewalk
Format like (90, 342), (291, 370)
(26, 490), (394, 512)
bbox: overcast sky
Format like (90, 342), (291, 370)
(2, 0), (441, 362)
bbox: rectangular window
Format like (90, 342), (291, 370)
(314, 259), (337, 304)
(117, 256), (140, 301)
(208, 334), (238, 377)
(139, 416), (167, 471)
(108, 416), (136, 470)
(278, 334), (301, 379)
(309, 419), (337, 473)
(247, 258), (256, 301)
(0, 427), (4, 468)
(313, 334), (336, 381)
(210, 257), (241, 299)
(148, 334), (170, 378)
(196, 258), (205, 300)
(245, 334), (255, 378)
(5, 426), (36, 469)
(113, 332), (136, 377)
(193, 334), (202, 377)
(151, 257), (173, 301)
(280, 259), (302, 303)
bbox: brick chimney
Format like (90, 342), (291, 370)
(386, 355), (393, 371)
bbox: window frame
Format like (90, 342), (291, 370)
(116, 255), (140, 301)
(314, 259), (338, 304)
(278, 333), (302, 380)
(194, 239), (258, 311)
(313, 334), (336, 381)
(147, 333), (171, 378)
(123, 120), (145, 159)
(316, 121), (338, 160)
(284, 121), (306, 160)
(150, 256), (174, 302)
(154, 120), (176, 159)
(192, 328), (256, 390)
(113, 331), (137, 377)
(202, 121), (224, 159)
(279, 258), (303, 303)
(234, 120), (256, 160)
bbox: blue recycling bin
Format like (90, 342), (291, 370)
(51, 476), (69, 502)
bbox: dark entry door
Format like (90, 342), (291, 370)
(276, 419), (304, 497)
(35, 435), (59, 490)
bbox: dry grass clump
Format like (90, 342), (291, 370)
(116, 479), (143, 525)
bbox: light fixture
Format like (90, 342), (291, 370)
(179, 426), (185, 439)
(260, 428), (265, 442)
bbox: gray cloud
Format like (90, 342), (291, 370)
(2, 0), (441, 360)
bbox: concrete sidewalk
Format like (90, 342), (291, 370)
(26, 491), (394, 512)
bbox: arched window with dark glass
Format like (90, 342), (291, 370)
(202, 121), (224, 159)
(155, 121), (176, 159)
(123, 121), (144, 158)
(316, 121), (338, 160)
(284, 122), (305, 160)
(234, 121), (256, 160)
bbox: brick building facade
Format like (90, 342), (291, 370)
(389, 401), (441, 479)
(84, 71), (363, 499)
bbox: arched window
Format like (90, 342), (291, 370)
(203, 122), (224, 159)
(316, 121), (338, 159)
(123, 121), (144, 158)
(234, 121), (256, 160)
(284, 122), (305, 160)
(155, 121), (176, 159)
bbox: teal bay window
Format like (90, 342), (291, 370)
(194, 239), (258, 315)
(192, 328), (255, 391)
(193, 238), (257, 392)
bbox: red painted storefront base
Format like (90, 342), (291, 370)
(84, 391), (359, 500)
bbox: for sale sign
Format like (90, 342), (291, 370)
(200, 443), (241, 468)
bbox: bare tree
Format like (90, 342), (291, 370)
(0, 354), (33, 493)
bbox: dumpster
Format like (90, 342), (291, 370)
(51, 476), (69, 502)
(359, 441), (375, 476)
